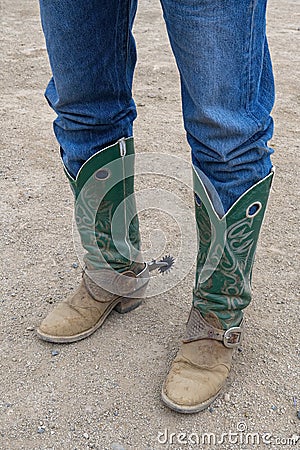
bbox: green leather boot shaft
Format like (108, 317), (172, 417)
(64, 138), (141, 272)
(193, 168), (274, 329)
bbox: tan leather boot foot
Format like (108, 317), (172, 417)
(36, 268), (147, 344)
(161, 307), (243, 413)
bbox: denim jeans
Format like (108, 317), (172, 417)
(39, 0), (274, 212)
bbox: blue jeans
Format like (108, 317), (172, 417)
(39, 0), (274, 212)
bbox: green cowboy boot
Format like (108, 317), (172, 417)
(37, 137), (148, 343)
(162, 167), (274, 413)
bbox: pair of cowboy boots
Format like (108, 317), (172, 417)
(37, 138), (273, 412)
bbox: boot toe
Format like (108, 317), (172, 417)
(37, 303), (86, 338)
(163, 360), (228, 410)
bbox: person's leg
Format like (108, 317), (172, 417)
(160, 0), (274, 212)
(39, 0), (138, 177)
(37, 0), (149, 344)
(160, 0), (275, 412)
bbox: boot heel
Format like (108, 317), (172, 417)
(115, 298), (142, 314)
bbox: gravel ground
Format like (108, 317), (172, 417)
(0, 0), (299, 449)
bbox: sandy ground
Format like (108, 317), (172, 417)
(0, 0), (299, 449)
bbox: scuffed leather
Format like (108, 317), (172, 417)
(38, 278), (117, 338)
(163, 311), (233, 409)
(163, 338), (233, 407)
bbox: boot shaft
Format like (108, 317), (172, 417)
(193, 167), (274, 329)
(63, 137), (142, 273)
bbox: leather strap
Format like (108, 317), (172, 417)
(183, 307), (243, 348)
(83, 263), (149, 301)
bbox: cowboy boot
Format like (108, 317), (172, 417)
(161, 167), (274, 412)
(37, 137), (148, 343)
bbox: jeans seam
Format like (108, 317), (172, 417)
(120, 0), (134, 101)
(245, 0), (270, 129)
(244, 0), (260, 128)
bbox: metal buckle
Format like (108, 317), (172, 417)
(223, 326), (243, 348)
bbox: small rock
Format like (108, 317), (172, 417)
(224, 393), (230, 402)
(26, 326), (34, 331)
(72, 262), (79, 269)
(209, 407), (214, 413)
(51, 350), (59, 356)
(271, 405), (277, 411)
(111, 444), (125, 450)
(297, 410), (300, 420)
(37, 427), (45, 434)
(83, 433), (89, 439)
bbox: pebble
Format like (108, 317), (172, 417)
(111, 444), (125, 450)
(271, 405), (277, 411)
(83, 433), (89, 439)
(37, 427), (45, 434)
(26, 326), (34, 331)
(51, 350), (59, 356)
(72, 262), (79, 269)
(224, 393), (230, 402)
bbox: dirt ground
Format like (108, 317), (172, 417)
(0, 0), (299, 449)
